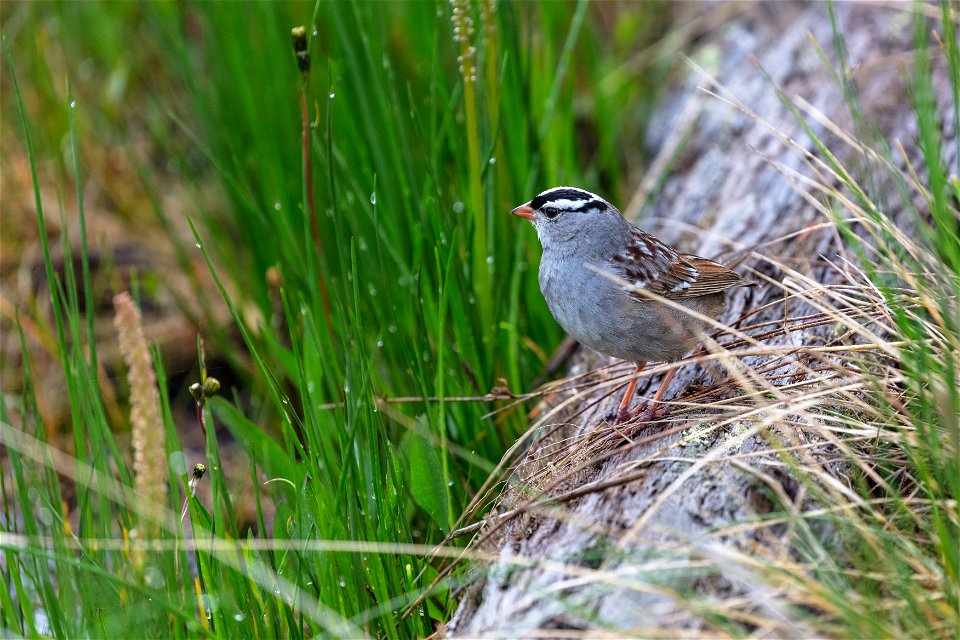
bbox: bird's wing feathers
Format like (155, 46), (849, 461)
(670, 255), (748, 298)
(611, 229), (747, 300)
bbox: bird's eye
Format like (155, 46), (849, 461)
(542, 206), (560, 219)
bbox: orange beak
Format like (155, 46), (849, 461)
(511, 203), (536, 221)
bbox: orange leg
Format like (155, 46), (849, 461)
(616, 363), (646, 422)
(636, 367), (679, 422)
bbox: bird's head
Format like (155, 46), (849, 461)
(511, 186), (628, 254)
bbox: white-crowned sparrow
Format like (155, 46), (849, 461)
(512, 186), (751, 422)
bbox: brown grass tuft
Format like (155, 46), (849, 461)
(113, 292), (167, 518)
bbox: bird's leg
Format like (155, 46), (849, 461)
(636, 367), (678, 422)
(615, 363), (646, 423)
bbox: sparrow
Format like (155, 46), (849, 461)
(512, 186), (751, 422)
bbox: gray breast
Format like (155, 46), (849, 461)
(539, 257), (708, 363)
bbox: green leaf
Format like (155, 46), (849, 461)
(211, 396), (303, 497)
(400, 424), (450, 533)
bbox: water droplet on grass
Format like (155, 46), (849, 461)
(329, 91), (335, 99)
(370, 192), (377, 205)
(452, 201), (465, 213)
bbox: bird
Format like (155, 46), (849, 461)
(512, 186), (751, 423)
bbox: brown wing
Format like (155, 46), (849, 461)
(660, 255), (749, 299)
(610, 229), (749, 300)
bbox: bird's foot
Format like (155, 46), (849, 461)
(604, 400), (670, 426)
(635, 401), (670, 423)
(614, 401), (669, 425)
(615, 404), (640, 424)
(601, 407), (636, 424)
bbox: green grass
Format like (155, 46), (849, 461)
(1, 1), (672, 637)
(2, 1), (957, 638)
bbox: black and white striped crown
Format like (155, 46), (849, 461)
(530, 186), (609, 214)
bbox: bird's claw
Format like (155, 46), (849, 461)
(615, 402), (643, 424)
(615, 400), (669, 425)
